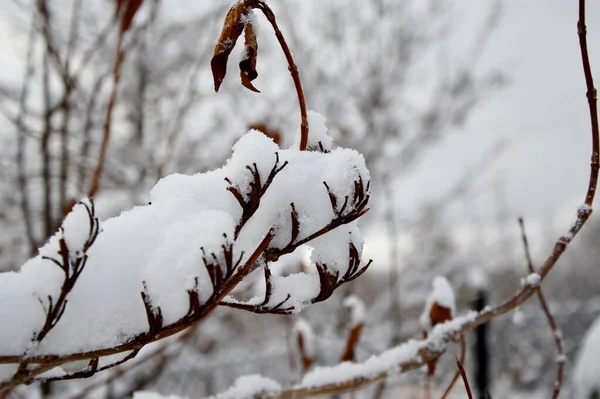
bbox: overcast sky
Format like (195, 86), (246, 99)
(401, 0), (600, 225)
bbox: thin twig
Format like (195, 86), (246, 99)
(254, 1), (309, 150)
(578, 0), (599, 208)
(456, 357), (473, 399)
(88, 28), (126, 197)
(441, 335), (466, 399)
(40, 35), (54, 238)
(78, 73), (108, 193)
(15, 10), (38, 253)
(518, 218), (565, 399)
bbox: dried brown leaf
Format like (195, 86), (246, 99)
(211, 2), (248, 92)
(340, 324), (364, 362)
(297, 333), (313, 373)
(429, 301), (453, 327)
(240, 20), (260, 92)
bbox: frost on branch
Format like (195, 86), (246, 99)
(0, 125), (371, 388)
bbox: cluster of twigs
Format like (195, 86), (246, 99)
(220, 172), (371, 314)
(36, 199), (100, 343)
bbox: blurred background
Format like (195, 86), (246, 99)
(1, 0), (600, 397)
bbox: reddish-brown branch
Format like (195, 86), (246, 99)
(254, 1), (309, 150)
(78, 74), (107, 193)
(518, 218), (565, 399)
(88, 29), (126, 198)
(578, 0), (599, 208)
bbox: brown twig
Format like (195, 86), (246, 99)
(518, 218), (565, 399)
(456, 357), (473, 399)
(253, 1), (309, 150)
(441, 335), (466, 399)
(40, 48), (54, 238)
(578, 0), (599, 208)
(87, 28), (126, 198)
(15, 11), (38, 254)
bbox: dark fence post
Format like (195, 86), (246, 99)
(473, 289), (490, 398)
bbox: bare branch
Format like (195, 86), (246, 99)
(518, 218), (565, 399)
(456, 357), (473, 399)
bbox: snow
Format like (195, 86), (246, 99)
(344, 295), (366, 327)
(61, 200), (95, 253)
(211, 375), (281, 399)
(573, 315), (600, 396)
(224, 272), (321, 312)
(523, 273), (541, 288)
(0, 128), (371, 372)
(293, 110), (334, 152)
(419, 276), (456, 330)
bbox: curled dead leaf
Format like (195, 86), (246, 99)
(240, 19), (260, 92)
(211, 2), (248, 92)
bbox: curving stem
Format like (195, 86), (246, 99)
(253, 1), (309, 150)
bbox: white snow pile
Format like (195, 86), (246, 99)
(522, 272), (541, 288)
(573, 315), (600, 396)
(294, 110), (334, 151)
(419, 276), (456, 330)
(0, 123), (370, 368)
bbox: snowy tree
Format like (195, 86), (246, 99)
(0, 0), (598, 398)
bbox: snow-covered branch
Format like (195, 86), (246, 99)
(0, 126), (372, 391)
